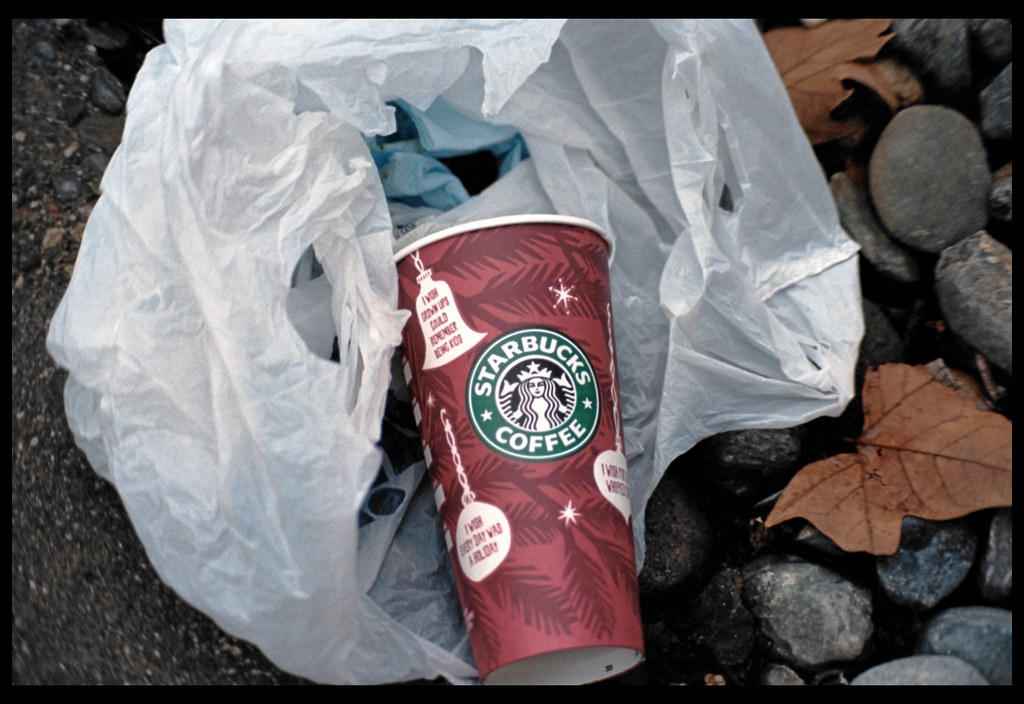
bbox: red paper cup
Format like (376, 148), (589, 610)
(394, 215), (644, 685)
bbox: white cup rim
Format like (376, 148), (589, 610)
(392, 214), (611, 263)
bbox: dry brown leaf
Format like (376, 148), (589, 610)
(765, 363), (1012, 555)
(763, 19), (899, 144)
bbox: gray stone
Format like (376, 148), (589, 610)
(978, 508), (1012, 605)
(875, 516), (978, 611)
(869, 105), (991, 253)
(32, 40), (56, 62)
(17, 251), (41, 272)
(674, 568), (754, 668)
(760, 662), (805, 685)
(980, 63), (1012, 141)
(75, 113), (126, 155)
(52, 172), (83, 202)
(934, 231), (1012, 376)
(852, 655), (989, 685)
(824, 297), (907, 448)
(888, 19), (973, 103)
(829, 171), (921, 286)
(638, 473), (714, 599)
(968, 19), (1013, 69)
(61, 96), (87, 127)
(696, 426), (806, 502)
(858, 298), (905, 384)
(84, 152), (112, 180)
(90, 68), (126, 115)
(791, 524), (847, 559)
(916, 606), (1012, 685)
(988, 164), (1012, 223)
(742, 555), (873, 670)
(82, 20), (130, 51)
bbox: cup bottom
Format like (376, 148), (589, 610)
(483, 646), (644, 685)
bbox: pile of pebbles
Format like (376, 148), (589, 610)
(629, 19), (1011, 686)
(12, 19), (1010, 685)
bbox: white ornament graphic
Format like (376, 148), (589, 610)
(594, 448), (630, 522)
(441, 408), (511, 582)
(412, 252), (486, 370)
(593, 303), (632, 522)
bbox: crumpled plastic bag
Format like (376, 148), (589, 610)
(46, 19), (863, 685)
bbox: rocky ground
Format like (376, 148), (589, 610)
(12, 19), (1012, 686)
(12, 19), (312, 685)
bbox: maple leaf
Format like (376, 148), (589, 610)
(765, 363), (1012, 555)
(763, 19), (900, 144)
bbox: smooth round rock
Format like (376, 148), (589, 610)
(82, 20), (130, 50)
(61, 96), (87, 126)
(742, 555), (873, 669)
(32, 40), (56, 62)
(869, 105), (991, 253)
(968, 19), (1013, 68)
(638, 472), (714, 600)
(84, 152), (112, 180)
(90, 68), (126, 115)
(760, 662), (805, 685)
(829, 171), (921, 286)
(977, 508), (1012, 605)
(934, 231), (1012, 376)
(875, 516), (978, 611)
(696, 427), (806, 502)
(888, 19), (972, 103)
(17, 251), (41, 272)
(51, 172), (83, 202)
(858, 298), (906, 381)
(852, 655), (989, 685)
(916, 606), (1012, 685)
(672, 568), (754, 668)
(980, 63), (1012, 141)
(988, 164), (1012, 223)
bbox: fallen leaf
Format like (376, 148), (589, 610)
(763, 19), (899, 144)
(765, 363), (1012, 555)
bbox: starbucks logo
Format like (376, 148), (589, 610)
(468, 328), (599, 461)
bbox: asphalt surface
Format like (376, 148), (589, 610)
(12, 19), (318, 685)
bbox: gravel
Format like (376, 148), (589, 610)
(12, 18), (313, 686)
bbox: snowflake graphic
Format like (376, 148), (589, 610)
(549, 278), (577, 313)
(426, 391), (435, 408)
(559, 501), (581, 526)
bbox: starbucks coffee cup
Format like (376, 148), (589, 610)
(394, 215), (644, 685)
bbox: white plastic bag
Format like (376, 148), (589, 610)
(47, 19), (862, 684)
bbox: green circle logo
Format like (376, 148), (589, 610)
(467, 328), (599, 461)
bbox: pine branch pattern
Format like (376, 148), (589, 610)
(486, 563), (578, 637)
(397, 220), (643, 675)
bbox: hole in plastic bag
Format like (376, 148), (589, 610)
(440, 151), (499, 196)
(360, 485), (408, 527)
(286, 245), (338, 362)
(360, 356), (426, 527)
(718, 182), (734, 212)
(715, 121), (743, 214)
